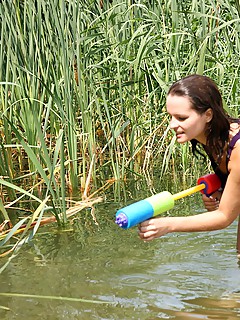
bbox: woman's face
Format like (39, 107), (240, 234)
(166, 94), (212, 144)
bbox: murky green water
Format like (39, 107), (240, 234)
(1, 188), (240, 319)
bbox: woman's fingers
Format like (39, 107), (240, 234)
(138, 218), (170, 240)
(202, 194), (219, 211)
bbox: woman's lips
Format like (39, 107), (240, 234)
(176, 132), (184, 138)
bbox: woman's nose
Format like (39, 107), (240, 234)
(169, 118), (178, 129)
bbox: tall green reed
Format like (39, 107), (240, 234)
(0, 0), (240, 228)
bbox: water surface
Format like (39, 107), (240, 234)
(0, 191), (240, 319)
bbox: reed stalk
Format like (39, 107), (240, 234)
(0, 0), (239, 244)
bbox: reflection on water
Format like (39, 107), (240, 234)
(0, 194), (240, 319)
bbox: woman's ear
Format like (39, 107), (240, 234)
(205, 108), (213, 123)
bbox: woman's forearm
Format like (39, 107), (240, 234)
(138, 210), (235, 241)
(167, 210), (232, 233)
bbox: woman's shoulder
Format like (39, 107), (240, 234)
(229, 122), (240, 142)
(229, 121), (240, 132)
(228, 124), (240, 171)
(227, 122), (240, 168)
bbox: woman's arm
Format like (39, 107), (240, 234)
(138, 210), (233, 241)
(138, 143), (240, 241)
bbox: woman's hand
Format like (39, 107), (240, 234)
(202, 190), (222, 211)
(138, 190), (224, 241)
(138, 217), (171, 241)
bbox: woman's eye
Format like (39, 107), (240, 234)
(177, 117), (187, 121)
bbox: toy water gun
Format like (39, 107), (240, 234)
(115, 173), (221, 229)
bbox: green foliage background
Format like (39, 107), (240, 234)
(0, 0), (240, 219)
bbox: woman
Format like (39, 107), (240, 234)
(138, 74), (240, 252)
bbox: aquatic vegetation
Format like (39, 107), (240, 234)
(0, 0), (240, 254)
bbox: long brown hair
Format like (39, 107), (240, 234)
(167, 74), (236, 162)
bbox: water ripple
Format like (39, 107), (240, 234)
(119, 273), (153, 286)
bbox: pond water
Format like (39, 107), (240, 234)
(0, 184), (240, 319)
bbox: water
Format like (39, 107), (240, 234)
(0, 192), (240, 319)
